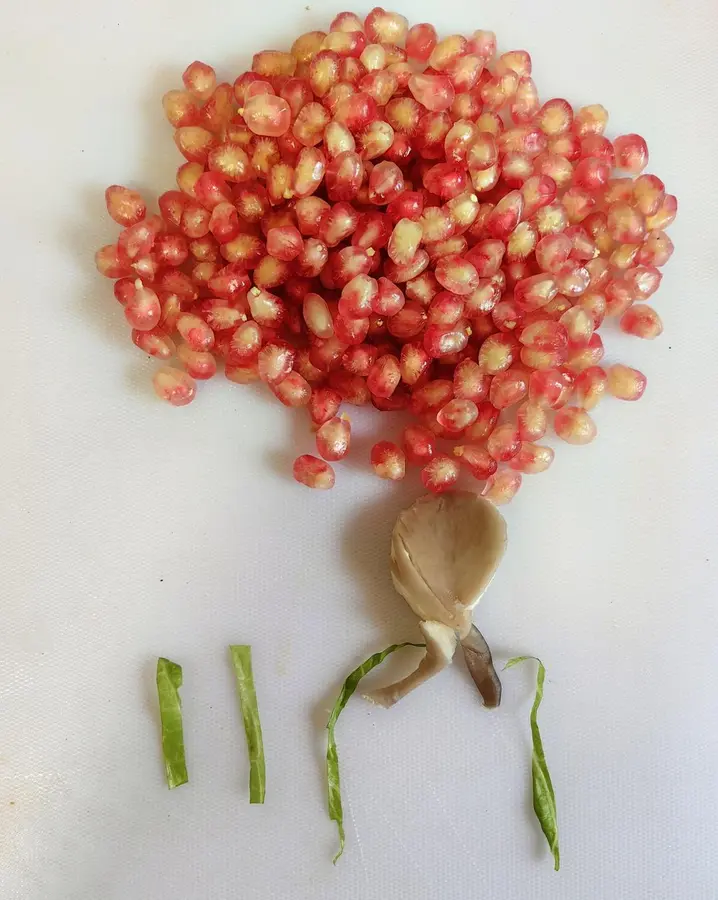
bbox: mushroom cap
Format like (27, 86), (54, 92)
(390, 491), (507, 635)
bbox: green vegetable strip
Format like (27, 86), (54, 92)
(505, 656), (560, 871)
(229, 645), (266, 804)
(326, 642), (424, 863)
(156, 657), (189, 789)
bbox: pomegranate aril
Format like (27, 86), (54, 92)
(105, 185), (146, 227)
(95, 244), (129, 279)
(490, 368), (529, 409)
(565, 333), (604, 373)
(451, 359), (488, 402)
(256, 342), (294, 385)
(384, 249), (430, 284)
(435, 398), (477, 434)
(465, 401), (499, 442)
(645, 194), (677, 231)
(509, 442), (554, 474)
(421, 454), (460, 493)
(370, 442), (406, 480)
(478, 333), (518, 374)
(606, 364), (647, 401)
(516, 400), (548, 441)
(607, 202), (646, 244)
(535, 98), (573, 136)
(125, 281), (161, 331)
(408, 73), (455, 113)
(333, 313), (371, 345)
(367, 354), (401, 398)
(451, 444), (496, 481)
(573, 103), (608, 137)
(487, 423), (521, 461)
(358, 120), (395, 160)
(177, 343), (217, 380)
(573, 366), (607, 410)
(163, 90), (199, 128)
(386, 218), (422, 265)
(554, 406), (597, 445)
(309, 387), (342, 426)
(535, 202), (568, 236)
(406, 22), (437, 60)
(342, 344), (378, 377)
(133, 325), (176, 361)
(153, 366), (197, 406)
(319, 201), (360, 246)
(423, 323), (469, 358)
(293, 454), (335, 489)
(398, 342), (430, 386)
(483, 469), (522, 505)
(434, 255), (479, 296)
(427, 292), (464, 327)
(613, 133), (648, 173)
(514, 273), (558, 311)
(316, 415), (351, 461)
(301, 293), (333, 339)
(264, 225), (302, 261)
(620, 305), (663, 339)
(339, 274), (378, 319)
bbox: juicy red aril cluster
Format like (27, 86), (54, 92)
(96, 9), (676, 504)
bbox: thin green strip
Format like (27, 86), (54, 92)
(326, 642), (424, 863)
(505, 656), (560, 871)
(156, 657), (188, 789)
(229, 645), (266, 804)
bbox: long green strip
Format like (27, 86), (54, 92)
(156, 657), (188, 789)
(505, 656), (560, 871)
(229, 645), (266, 804)
(327, 642), (424, 863)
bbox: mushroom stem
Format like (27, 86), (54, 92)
(363, 621), (458, 708)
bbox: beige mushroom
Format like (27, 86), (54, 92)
(365, 491), (507, 708)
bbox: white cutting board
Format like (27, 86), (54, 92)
(2, 1), (717, 898)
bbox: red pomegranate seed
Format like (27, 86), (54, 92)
(293, 454), (336, 489)
(482, 470), (522, 505)
(436, 398), (478, 433)
(620, 304), (663, 339)
(316, 415), (351, 460)
(516, 400), (548, 441)
(489, 368), (529, 409)
(125, 281), (161, 331)
(554, 406), (597, 444)
(423, 323), (469, 358)
(371, 441), (406, 480)
(177, 343), (217, 380)
(400, 424), (434, 466)
(453, 444), (497, 481)
(132, 328), (176, 360)
(465, 402), (500, 441)
(574, 366), (607, 410)
(606, 364), (647, 401)
(105, 185), (146, 227)
(487, 423), (521, 461)
(153, 366), (197, 406)
(509, 442), (554, 474)
(421, 454), (460, 493)
(258, 342), (295, 385)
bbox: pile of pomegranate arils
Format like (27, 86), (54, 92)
(96, 9), (677, 504)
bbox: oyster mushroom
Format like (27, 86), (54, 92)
(365, 491), (507, 708)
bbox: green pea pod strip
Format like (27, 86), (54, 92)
(327, 642), (424, 863)
(505, 656), (560, 871)
(229, 645), (266, 804)
(156, 657), (189, 789)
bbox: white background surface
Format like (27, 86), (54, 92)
(2, 1), (717, 898)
